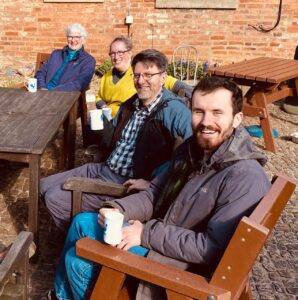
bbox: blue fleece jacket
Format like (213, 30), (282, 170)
(35, 46), (96, 92)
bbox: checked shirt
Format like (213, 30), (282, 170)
(106, 93), (162, 177)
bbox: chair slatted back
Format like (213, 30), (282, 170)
(210, 174), (297, 299)
(172, 45), (199, 86)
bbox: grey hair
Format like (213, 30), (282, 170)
(65, 23), (88, 38)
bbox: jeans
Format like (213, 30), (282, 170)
(54, 213), (149, 300)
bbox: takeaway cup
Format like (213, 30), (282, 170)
(102, 107), (112, 121)
(103, 211), (124, 245)
(89, 109), (104, 130)
(25, 78), (37, 93)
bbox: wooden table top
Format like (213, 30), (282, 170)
(207, 57), (298, 84)
(0, 88), (80, 154)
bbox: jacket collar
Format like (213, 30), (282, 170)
(62, 45), (84, 61)
(187, 125), (267, 172)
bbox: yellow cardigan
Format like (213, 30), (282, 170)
(96, 66), (177, 117)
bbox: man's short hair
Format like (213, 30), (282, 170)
(192, 76), (243, 115)
(110, 36), (133, 51)
(131, 49), (168, 72)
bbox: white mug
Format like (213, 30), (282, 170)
(102, 107), (112, 121)
(89, 109), (104, 130)
(25, 78), (37, 93)
(103, 211), (124, 245)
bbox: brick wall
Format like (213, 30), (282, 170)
(0, 0), (297, 69)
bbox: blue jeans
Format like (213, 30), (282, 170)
(54, 212), (149, 300)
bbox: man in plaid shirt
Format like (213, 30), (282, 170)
(41, 49), (192, 232)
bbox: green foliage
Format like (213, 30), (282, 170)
(95, 59), (113, 77)
(167, 61), (206, 80)
(94, 58), (210, 80)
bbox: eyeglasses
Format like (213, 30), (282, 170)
(67, 36), (82, 40)
(132, 72), (164, 81)
(109, 50), (130, 57)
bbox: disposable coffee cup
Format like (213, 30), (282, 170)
(103, 211), (124, 245)
(102, 107), (112, 121)
(25, 78), (37, 93)
(90, 109), (104, 130)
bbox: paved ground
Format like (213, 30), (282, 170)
(0, 99), (297, 299)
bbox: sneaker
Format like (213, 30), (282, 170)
(283, 103), (298, 115)
(84, 144), (102, 163)
(84, 144), (99, 156)
(283, 96), (298, 115)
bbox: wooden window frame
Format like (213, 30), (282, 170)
(44, 0), (104, 2)
(156, 0), (239, 9)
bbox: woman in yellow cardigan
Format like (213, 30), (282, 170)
(96, 36), (192, 117)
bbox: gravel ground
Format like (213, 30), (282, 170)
(0, 92), (297, 299)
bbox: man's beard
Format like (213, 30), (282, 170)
(193, 124), (234, 151)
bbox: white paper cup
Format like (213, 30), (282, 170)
(102, 107), (112, 121)
(103, 211), (124, 245)
(90, 109), (104, 130)
(25, 78), (37, 93)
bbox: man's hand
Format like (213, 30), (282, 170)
(123, 179), (150, 193)
(117, 220), (143, 251)
(98, 207), (120, 228)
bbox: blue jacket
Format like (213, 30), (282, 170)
(35, 46), (96, 91)
(107, 88), (192, 179)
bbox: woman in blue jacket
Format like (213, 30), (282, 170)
(35, 23), (96, 92)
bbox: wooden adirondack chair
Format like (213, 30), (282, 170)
(63, 174), (296, 300)
(35, 52), (90, 148)
(0, 231), (34, 300)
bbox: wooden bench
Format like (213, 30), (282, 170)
(0, 232), (34, 300)
(63, 174), (296, 299)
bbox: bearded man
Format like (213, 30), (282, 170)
(47, 76), (271, 300)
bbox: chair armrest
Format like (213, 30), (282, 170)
(0, 232), (34, 289)
(76, 238), (231, 299)
(63, 177), (127, 196)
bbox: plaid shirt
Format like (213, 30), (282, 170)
(106, 93), (163, 177)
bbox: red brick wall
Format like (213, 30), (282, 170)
(0, 0), (297, 69)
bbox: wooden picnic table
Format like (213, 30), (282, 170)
(207, 57), (298, 152)
(0, 88), (80, 247)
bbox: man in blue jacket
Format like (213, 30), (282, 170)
(41, 49), (192, 232)
(35, 23), (95, 91)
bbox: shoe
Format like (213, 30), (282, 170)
(84, 144), (102, 163)
(282, 96), (298, 115)
(47, 289), (58, 300)
(283, 103), (298, 115)
(84, 144), (99, 155)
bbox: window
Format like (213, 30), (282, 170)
(156, 0), (239, 9)
(44, 0), (103, 2)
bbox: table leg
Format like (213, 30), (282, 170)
(255, 91), (276, 153)
(59, 101), (78, 170)
(59, 119), (68, 170)
(28, 154), (40, 248)
(66, 101), (77, 169)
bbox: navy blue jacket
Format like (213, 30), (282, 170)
(108, 89), (192, 179)
(35, 46), (96, 92)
